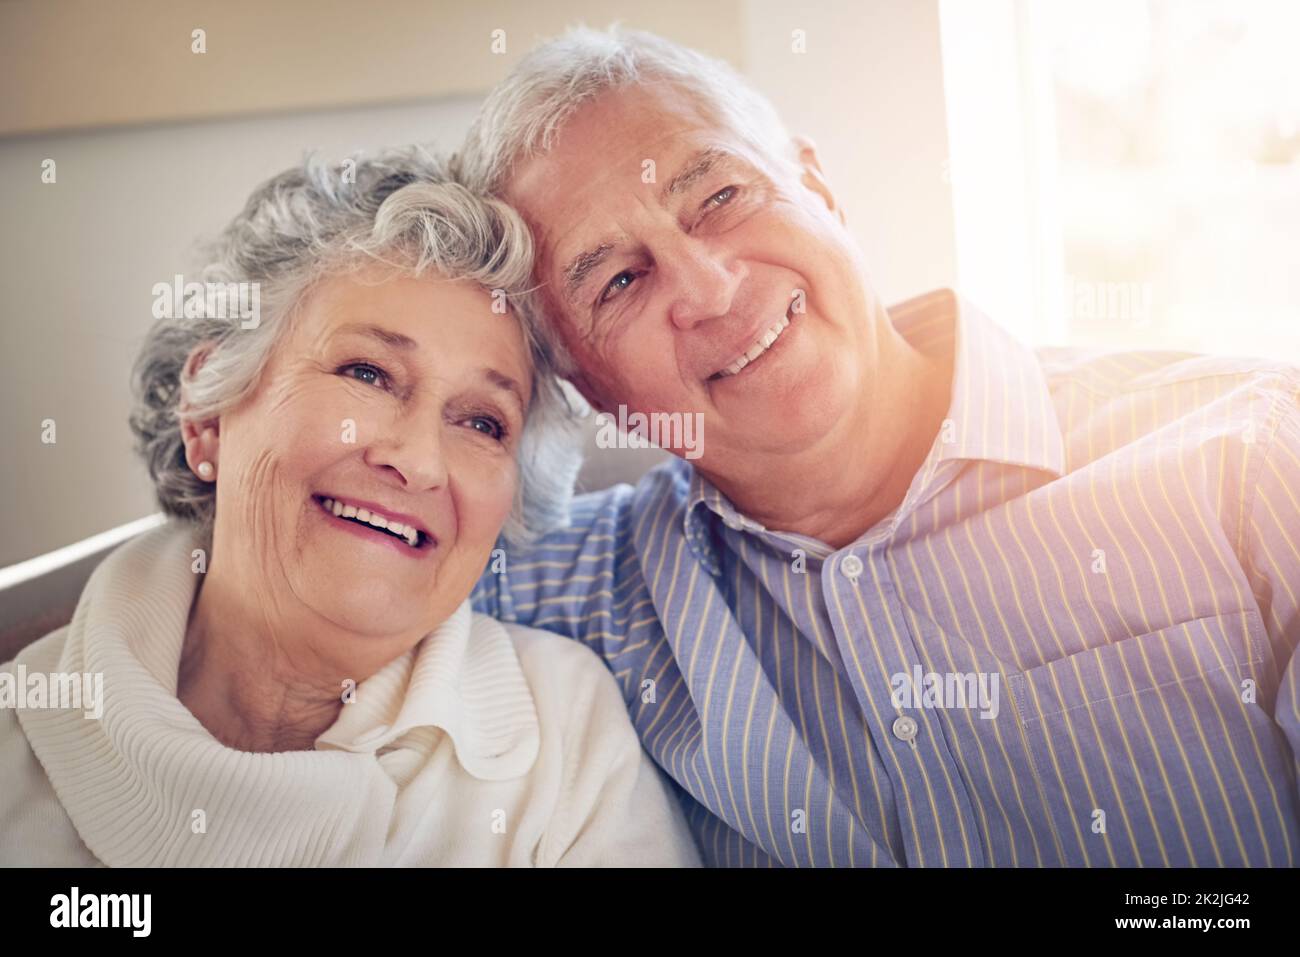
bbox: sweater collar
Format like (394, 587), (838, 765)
(314, 599), (541, 782)
(16, 521), (539, 866)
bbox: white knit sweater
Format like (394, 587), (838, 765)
(0, 522), (701, 867)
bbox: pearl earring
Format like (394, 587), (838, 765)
(197, 461), (214, 480)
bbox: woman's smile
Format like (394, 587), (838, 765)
(312, 494), (436, 559)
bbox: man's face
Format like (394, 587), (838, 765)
(506, 82), (881, 470)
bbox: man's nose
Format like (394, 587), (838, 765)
(363, 413), (449, 492)
(664, 237), (746, 331)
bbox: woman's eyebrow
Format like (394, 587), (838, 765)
(336, 322), (419, 351)
(339, 327), (526, 410)
(480, 368), (527, 414)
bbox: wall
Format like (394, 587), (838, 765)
(745, 0), (956, 302)
(0, 0), (748, 135)
(0, 0), (957, 573)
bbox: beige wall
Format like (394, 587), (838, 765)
(0, 96), (486, 569)
(745, 0), (956, 300)
(0, 0), (747, 135)
(0, 0), (956, 571)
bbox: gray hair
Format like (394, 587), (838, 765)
(455, 26), (794, 373)
(129, 145), (583, 546)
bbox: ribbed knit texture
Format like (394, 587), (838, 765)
(1, 522), (701, 867)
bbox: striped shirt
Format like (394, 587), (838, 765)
(472, 288), (1300, 867)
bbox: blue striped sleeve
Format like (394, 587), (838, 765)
(1243, 372), (1300, 783)
(471, 484), (642, 658)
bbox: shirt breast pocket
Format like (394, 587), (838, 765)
(1005, 612), (1276, 866)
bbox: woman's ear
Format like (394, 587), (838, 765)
(179, 343), (220, 483)
(791, 134), (847, 226)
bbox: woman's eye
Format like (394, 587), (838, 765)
(599, 270), (637, 305)
(340, 363), (389, 389)
(467, 415), (507, 442)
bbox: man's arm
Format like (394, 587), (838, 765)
(1242, 373), (1300, 775)
(471, 484), (640, 656)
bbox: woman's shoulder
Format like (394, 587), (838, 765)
(473, 615), (701, 867)
(0, 624), (74, 727)
(0, 628), (68, 791)
(480, 614), (636, 748)
(0, 690), (60, 843)
(0, 632), (102, 866)
(1, 628), (63, 753)
(490, 617), (624, 703)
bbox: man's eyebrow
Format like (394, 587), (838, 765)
(562, 242), (614, 307)
(557, 149), (739, 310)
(336, 323), (418, 350)
(660, 147), (734, 205)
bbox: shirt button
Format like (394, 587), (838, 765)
(892, 715), (918, 743)
(841, 554), (865, 580)
(723, 515), (743, 531)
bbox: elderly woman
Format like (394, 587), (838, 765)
(0, 147), (701, 867)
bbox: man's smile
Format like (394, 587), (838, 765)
(707, 304), (796, 381)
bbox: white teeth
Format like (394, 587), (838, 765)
(318, 496), (423, 549)
(715, 313), (791, 380)
(372, 515), (414, 545)
(385, 520), (416, 547)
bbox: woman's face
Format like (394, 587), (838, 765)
(206, 266), (532, 642)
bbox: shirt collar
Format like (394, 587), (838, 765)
(895, 288), (1065, 475)
(682, 288), (1064, 560)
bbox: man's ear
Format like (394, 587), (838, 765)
(179, 343), (221, 482)
(790, 134), (847, 226)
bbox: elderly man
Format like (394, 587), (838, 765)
(464, 27), (1300, 867)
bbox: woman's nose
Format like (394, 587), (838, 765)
(363, 416), (449, 491)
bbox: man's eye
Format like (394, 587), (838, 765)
(340, 363), (389, 389)
(599, 270), (638, 305)
(704, 186), (737, 210)
(467, 415), (508, 442)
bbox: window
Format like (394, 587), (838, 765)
(941, 0), (1300, 359)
